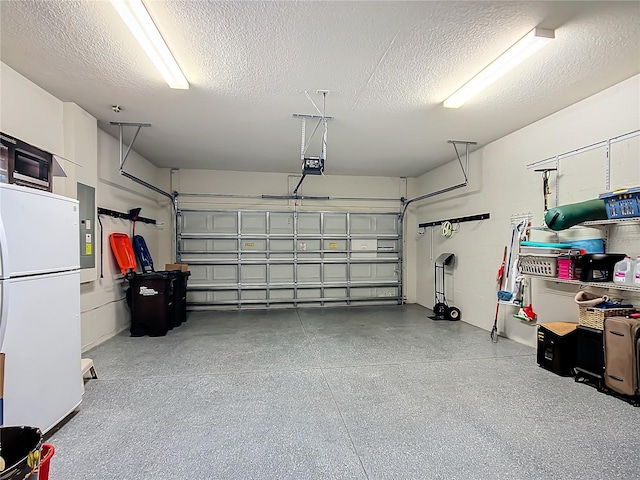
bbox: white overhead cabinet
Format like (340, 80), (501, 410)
(179, 210), (402, 309)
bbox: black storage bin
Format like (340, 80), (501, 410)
(574, 325), (605, 385)
(127, 272), (175, 337)
(167, 270), (190, 327)
(537, 322), (578, 376)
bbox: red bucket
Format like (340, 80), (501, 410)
(38, 444), (55, 480)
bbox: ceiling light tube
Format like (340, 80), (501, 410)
(443, 27), (554, 108)
(110, 0), (189, 89)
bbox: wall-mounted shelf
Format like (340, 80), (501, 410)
(523, 273), (640, 292)
(530, 217), (640, 232)
(498, 300), (521, 306)
(515, 318), (538, 326)
(581, 218), (640, 226)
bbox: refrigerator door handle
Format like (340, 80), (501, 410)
(0, 215), (7, 279)
(0, 280), (8, 350)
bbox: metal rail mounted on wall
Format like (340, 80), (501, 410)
(401, 140), (477, 220)
(526, 130), (640, 206)
(111, 121), (179, 261)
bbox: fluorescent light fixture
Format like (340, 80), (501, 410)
(110, 0), (189, 89)
(443, 27), (554, 108)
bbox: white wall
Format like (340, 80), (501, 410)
(0, 62), (171, 351)
(174, 169), (406, 212)
(408, 74), (640, 347)
(79, 129), (171, 351)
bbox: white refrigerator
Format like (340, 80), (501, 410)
(0, 183), (82, 433)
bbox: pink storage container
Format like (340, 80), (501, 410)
(558, 257), (581, 280)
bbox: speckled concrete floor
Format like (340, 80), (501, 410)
(49, 305), (639, 479)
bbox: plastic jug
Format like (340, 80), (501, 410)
(635, 256), (640, 286)
(613, 256), (634, 285)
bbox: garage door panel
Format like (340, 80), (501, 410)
(298, 213), (321, 234)
(325, 264), (347, 282)
(351, 286), (398, 299)
(325, 288), (347, 299)
(351, 263), (397, 281)
(180, 239), (237, 261)
(188, 265), (211, 284)
(241, 265), (266, 283)
(270, 265), (294, 283)
(270, 213), (294, 234)
(241, 290), (267, 300)
(324, 213), (347, 234)
(270, 289), (294, 300)
(298, 264), (321, 283)
(298, 239), (321, 259)
(211, 265), (237, 284)
(241, 212), (266, 234)
(271, 239), (294, 251)
(298, 288), (321, 299)
(351, 214), (398, 234)
(181, 211), (209, 233)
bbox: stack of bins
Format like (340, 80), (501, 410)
(133, 235), (190, 328)
(110, 233), (174, 337)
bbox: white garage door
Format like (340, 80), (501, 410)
(178, 210), (402, 309)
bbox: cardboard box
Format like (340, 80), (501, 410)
(166, 263), (189, 272)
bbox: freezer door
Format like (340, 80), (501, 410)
(1, 270), (82, 433)
(0, 183), (79, 278)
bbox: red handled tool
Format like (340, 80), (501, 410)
(491, 246), (508, 343)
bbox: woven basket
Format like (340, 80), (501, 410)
(578, 306), (636, 330)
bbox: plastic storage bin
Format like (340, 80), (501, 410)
(558, 256), (581, 280)
(520, 255), (557, 277)
(599, 187), (640, 219)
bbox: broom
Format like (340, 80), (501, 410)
(491, 246), (507, 343)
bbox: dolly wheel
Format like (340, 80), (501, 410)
(433, 303), (448, 317)
(447, 306), (461, 321)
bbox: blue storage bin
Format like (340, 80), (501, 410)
(599, 187), (640, 219)
(571, 239), (605, 254)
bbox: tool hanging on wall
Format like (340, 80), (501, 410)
(97, 207), (156, 278)
(535, 168), (557, 214)
(441, 221), (452, 238)
(491, 246), (508, 343)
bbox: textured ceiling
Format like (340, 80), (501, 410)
(1, 1), (639, 177)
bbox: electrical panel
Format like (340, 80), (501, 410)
(77, 182), (95, 269)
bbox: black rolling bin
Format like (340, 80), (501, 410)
(167, 269), (190, 327)
(573, 325), (605, 387)
(127, 272), (175, 337)
(537, 322), (578, 376)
